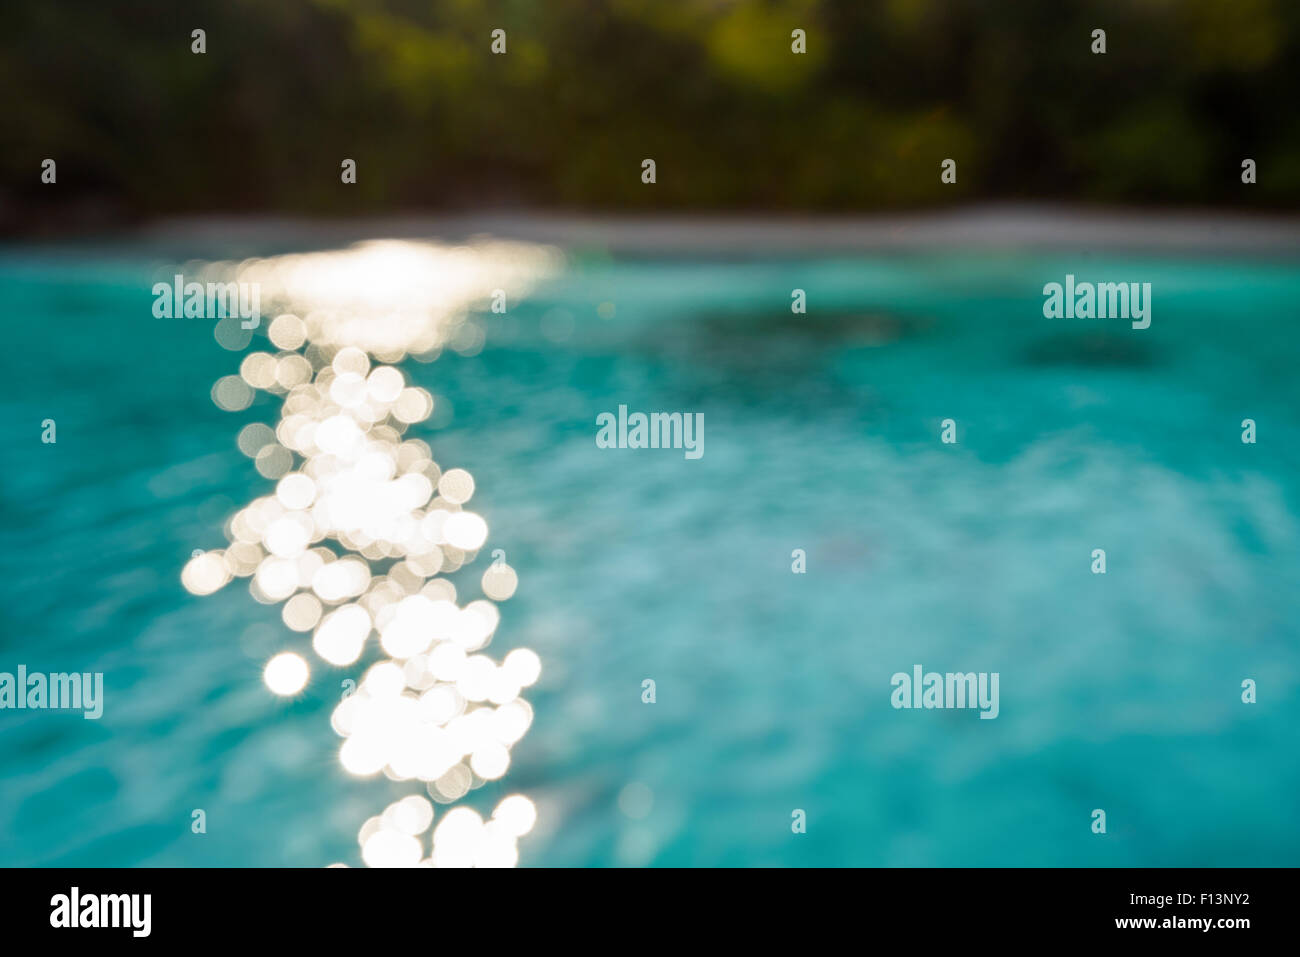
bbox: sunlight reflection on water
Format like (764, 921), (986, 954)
(181, 239), (561, 866)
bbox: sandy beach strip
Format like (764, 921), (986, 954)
(131, 204), (1300, 258)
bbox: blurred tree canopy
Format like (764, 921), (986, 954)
(3, 0), (1298, 226)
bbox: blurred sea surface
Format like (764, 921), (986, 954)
(1, 217), (1298, 866)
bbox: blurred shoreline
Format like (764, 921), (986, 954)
(9, 205), (1300, 259)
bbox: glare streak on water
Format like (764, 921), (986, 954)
(180, 240), (560, 866)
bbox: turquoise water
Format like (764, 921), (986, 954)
(1, 239), (1298, 866)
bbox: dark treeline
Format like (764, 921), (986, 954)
(3, 0), (1298, 229)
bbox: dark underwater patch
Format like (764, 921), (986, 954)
(1021, 333), (1161, 368)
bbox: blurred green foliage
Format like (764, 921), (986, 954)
(3, 0), (1298, 222)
